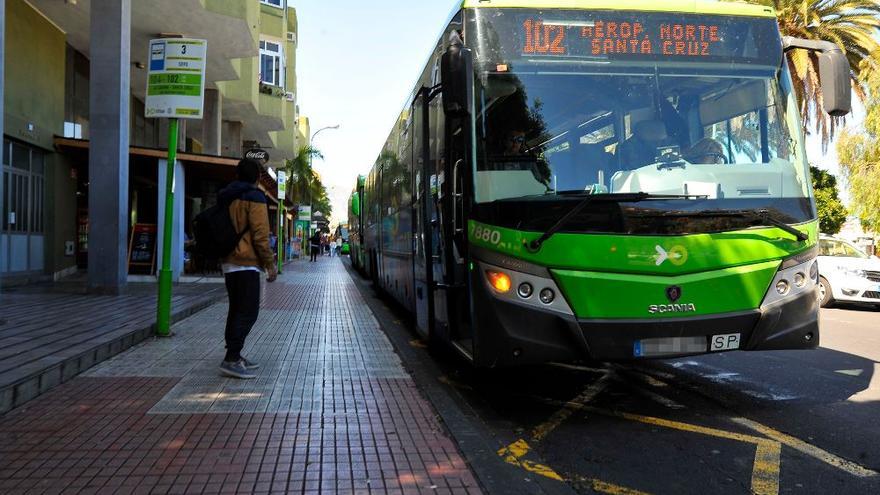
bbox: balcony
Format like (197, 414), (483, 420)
(30, 0), (259, 104)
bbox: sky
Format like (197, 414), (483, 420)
(294, 1), (456, 226)
(294, 1), (867, 223)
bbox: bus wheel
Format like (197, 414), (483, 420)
(818, 276), (834, 308)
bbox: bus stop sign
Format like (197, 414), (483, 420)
(145, 38), (207, 119)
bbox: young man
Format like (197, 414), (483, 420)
(218, 159), (278, 379)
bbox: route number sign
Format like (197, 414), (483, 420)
(145, 38), (207, 119)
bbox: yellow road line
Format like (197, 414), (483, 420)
(635, 369), (878, 479)
(605, 409), (770, 445)
(731, 416), (879, 478)
(637, 373), (669, 388)
(532, 375), (610, 442)
(588, 477), (653, 495)
(497, 439), (564, 481)
(548, 362), (612, 374)
(568, 474), (653, 495)
(586, 408), (781, 494)
(495, 375), (648, 490)
(752, 441), (782, 495)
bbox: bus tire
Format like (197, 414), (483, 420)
(818, 276), (834, 308)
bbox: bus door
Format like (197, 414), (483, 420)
(412, 91), (435, 339)
(428, 89), (451, 342)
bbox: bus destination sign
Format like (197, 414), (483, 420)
(523, 19), (724, 58)
(475, 10), (782, 67)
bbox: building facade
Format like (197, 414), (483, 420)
(1, 0), (305, 286)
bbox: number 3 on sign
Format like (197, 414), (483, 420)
(472, 225), (502, 245)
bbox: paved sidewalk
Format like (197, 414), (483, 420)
(0, 259), (481, 494)
(0, 281), (223, 414)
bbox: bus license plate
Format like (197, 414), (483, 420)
(710, 333), (741, 351)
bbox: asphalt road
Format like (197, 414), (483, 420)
(349, 264), (880, 495)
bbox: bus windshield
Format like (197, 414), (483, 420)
(468, 9), (813, 227)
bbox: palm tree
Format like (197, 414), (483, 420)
(284, 145), (323, 209)
(774, 0), (880, 146)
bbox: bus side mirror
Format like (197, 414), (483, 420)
(441, 40), (474, 117)
(783, 37), (851, 117)
(818, 50), (851, 117)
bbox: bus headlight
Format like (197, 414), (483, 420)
(762, 256), (817, 307)
(776, 280), (790, 295)
(478, 261), (573, 316)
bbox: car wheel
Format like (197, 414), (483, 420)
(818, 276), (834, 308)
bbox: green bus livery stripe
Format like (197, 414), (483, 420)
(467, 220), (817, 275)
(552, 261), (779, 318)
(467, 220), (817, 318)
(149, 74), (202, 85)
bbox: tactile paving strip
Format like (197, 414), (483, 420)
(85, 266), (410, 415)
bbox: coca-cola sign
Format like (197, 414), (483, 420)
(245, 149), (269, 164)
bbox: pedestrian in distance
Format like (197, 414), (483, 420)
(218, 159), (278, 379)
(309, 231), (321, 262)
(329, 239), (337, 258)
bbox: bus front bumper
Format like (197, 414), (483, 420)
(473, 280), (819, 366)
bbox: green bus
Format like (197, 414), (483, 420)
(348, 175), (366, 270)
(357, 0), (850, 366)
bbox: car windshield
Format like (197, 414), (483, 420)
(468, 9), (814, 228)
(819, 239), (869, 259)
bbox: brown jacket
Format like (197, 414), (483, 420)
(219, 181), (274, 271)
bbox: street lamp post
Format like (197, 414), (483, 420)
(307, 125), (339, 236)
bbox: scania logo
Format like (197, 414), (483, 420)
(666, 285), (682, 302)
(649, 303), (697, 314)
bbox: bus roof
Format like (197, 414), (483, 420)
(461, 0), (776, 18)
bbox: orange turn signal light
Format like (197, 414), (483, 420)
(485, 270), (512, 293)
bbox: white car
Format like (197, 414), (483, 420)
(816, 236), (880, 309)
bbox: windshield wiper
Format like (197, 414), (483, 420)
(525, 192), (707, 252)
(687, 208), (809, 242)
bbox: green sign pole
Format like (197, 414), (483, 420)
(277, 205), (284, 274)
(156, 118), (179, 337)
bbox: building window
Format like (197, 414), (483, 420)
(2, 139), (46, 273)
(260, 0), (284, 9)
(259, 40), (284, 87)
(2, 140), (45, 235)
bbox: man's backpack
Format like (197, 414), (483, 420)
(193, 196), (249, 260)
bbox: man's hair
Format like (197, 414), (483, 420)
(237, 159), (263, 183)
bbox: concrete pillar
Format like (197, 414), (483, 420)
(87, 0), (131, 294)
(222, 120), (242, 157)
(201, 89), (222, 156)
(156, 159), (185, 281)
